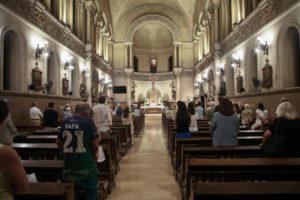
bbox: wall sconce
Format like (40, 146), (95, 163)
(64, 57), (74, 70)
(255, 34), (271, 62)
(231, 53), (241, 68)
(35, 41), (49, 59)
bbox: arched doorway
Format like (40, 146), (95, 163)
(279, 26), (300, 88)
(2, 30), (25, 91)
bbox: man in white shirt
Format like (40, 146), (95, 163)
(195, 102), (204, 119)
(29, 102), (43, 126)
(92, 96), (112, 136)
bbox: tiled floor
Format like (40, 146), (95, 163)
(107, 114), (181, 200)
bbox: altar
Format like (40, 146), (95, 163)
(141, 105), (165, 114)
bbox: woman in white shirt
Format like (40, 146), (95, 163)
(251, 103), (268, 130)
(188, 102), (199, 132)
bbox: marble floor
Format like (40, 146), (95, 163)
(107, 114), (181, 200)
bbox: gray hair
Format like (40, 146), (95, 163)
(276, 102), (299, 120)
(74, 102), (91, 116)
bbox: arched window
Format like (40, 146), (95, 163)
(168, 56), (173, 72)
(280, 26), (300, 88)
(134, 56), (138, 72)
(150, 58), (157, 73)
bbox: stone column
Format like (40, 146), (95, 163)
(108, 41), (113, 64)
(73, 0), (85, 42)
(99, 35), (103, 56)
(66, 0), (73, 28)
(212, 0), (220, 43)
(129, 43), (133, 68)
(178, 43), (182, 67)
(173, 67), (183, 101)
(85, 1), (93, 44)
(193, 39), (198, 64)
(173, 43), (177, 67)
(124, 68), (133, 105)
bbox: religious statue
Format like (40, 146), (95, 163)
(91, 71), (99, 102)
(207, 70), (216, 99)
(236, 71), (245, 93)
(219, 81), (226, 96)
(28, 62), (43, 91)
(262, 61), (273, 89)
(62, 75), (69, 95)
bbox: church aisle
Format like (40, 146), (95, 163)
(107, 114), (181, 200)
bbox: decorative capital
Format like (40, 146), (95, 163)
(124, 68), (133, 77)
(173, 67), (183, 76)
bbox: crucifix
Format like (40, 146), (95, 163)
(148, 76), (157, 91)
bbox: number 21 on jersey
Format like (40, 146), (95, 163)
(63, 130), (86, 153)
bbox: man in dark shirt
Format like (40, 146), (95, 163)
(57, 102), (99, 200)
(43, 102), (59, 128)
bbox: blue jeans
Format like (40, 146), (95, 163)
(74, 175), (99, 200)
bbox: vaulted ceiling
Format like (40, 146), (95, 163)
(108, 0), (200, 45)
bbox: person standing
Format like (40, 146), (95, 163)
(0, 100), (29, 200)
(57, 102), (99, 200)
(195, 102), (204, 120)
(188, 102), (199, 132)
(43, 102), (59, 129)
(92, 96), (112, 137)
(175, 101), (191, 138)
(263, 102), (300, 157)
(210, 98), (240, 146)
(29, 102), (43, 126)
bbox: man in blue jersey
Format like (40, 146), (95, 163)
(57, 102), (99, 200)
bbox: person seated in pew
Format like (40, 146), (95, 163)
(175, 101), (191, 138)
(0, 112), (18, 145)
(0, 100), (29, 199)
(241, 103), (254, 130)
(262, 102), (300, 157)
(210, 98), (240, 146)
(188, 102), (199, 132)
(122, 106), (134, 144)
(57, 102), (100, 200)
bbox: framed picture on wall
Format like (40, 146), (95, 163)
(262, 63), (273, 89)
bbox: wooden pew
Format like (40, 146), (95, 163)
(173, 136), (263, 168)
(184, 158), (300, 200)
(191, 181), (300, 200)
(31, 129), (58, 135)
(111, 124), (132, 155)
(12, 143), (62, 160)
(14, 182), (68, 200)
(14, 143), (113, 195)
(168, 127), (261, 156)
(19, 135), (57, 143)
(22, 160), (63, 182)
(177, 145), (264, 186)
